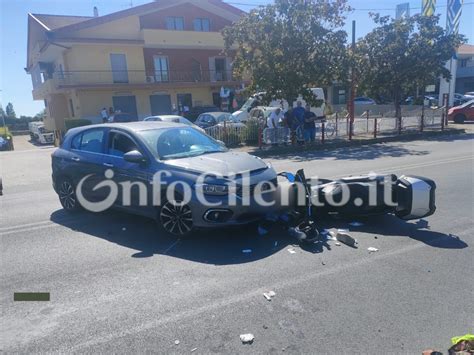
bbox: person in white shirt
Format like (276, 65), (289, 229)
(267, 108), (282, 129)
(100, 108), (108, 123)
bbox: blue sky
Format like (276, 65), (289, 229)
(1, 0), (473, 116)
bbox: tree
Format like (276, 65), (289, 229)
(35, 109), (46, 121)
(356, 14), (465, 123)
(223, 0), (351, 106)
(5, 102), (16, 118)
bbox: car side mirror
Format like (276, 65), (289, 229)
(123, 150), (146, 164)
(278, 172), (295, 182)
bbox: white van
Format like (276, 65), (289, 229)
(232, 88), (326, 122)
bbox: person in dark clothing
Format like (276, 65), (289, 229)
(293, 101), (305, 126)
(303, 105), (317, 143)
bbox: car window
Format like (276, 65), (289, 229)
(107, 132), (139, 157)
(71, 134), (82, 150)
(138, 127), (226, 160)
(79, 129), (105, 153)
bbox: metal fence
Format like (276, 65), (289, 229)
(204, 107), (446, 147)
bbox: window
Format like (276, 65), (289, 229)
(166, 17), (184, 30)
(107, 132), (139, 157)
(193, 18), (210, 32)
(153, 56), (169, 82)
(79, 129), (105, 153)
(69, 99), (75, 117)
(71, 134), (82, 150)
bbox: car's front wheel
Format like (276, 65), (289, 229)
(58, 178), (82, 212)
(157, 200), (194, 237)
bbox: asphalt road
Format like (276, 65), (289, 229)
(1, 132), (473, 353)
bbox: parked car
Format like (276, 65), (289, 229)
(354, 97), (377, 105)
(143, 115), (205, 132)
(232, 88), (326, 123)
(183, 105), (220, 121)
(248, 106), (282, 125)
(0, 126), (14, 151)
(448, 99), (474, 123)
(195, 112), (244, 129)
(108, 112), (138, 123)
(454, 93), (470, 107)
(464, 92), (474, 98)
(404, 95), (438, 107)
(51, 122), (278, 236)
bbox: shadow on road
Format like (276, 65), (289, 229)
(50, 208), (467, 264)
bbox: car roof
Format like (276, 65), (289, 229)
(199, 112), (231, 117)
(146, 115), (185, 120)
(67, 121), (187, 136)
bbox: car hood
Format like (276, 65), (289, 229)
(164, 151), (268, 177)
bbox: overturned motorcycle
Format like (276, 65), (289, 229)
(261, 169), (436, 243)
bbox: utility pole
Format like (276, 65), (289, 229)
(349, 20), (356, 141)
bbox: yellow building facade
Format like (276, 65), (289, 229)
(26, 0), (244, 131)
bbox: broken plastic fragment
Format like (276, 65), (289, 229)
(191, 348), (198, 352)
(174, 340), (180, 345)
(335, 242), (341, 246)
(287, 248), (296, 254)
(242, 249), (252, 253)
(263, 291), (276, 301)
(240, 333), (255, 343)
(349, 221), (364, 227)
(122, 227), (127, 231)
(335, 232), (358, 247)
(368, 247), (379, 253)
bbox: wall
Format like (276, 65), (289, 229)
(77, 87), (215, 120)
(139, 3), (232, 31)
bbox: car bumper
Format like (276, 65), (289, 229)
(189, 189), (287, 228)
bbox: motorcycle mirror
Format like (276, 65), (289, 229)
(278, 172), (295, 182)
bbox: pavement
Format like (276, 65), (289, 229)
(1, 130), (473, 353)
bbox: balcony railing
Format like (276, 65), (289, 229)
(54, 70), (236, 86)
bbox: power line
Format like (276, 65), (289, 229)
(224, 1), (474, 11)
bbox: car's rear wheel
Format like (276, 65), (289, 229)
(158, 200), (194, 237)
(58, 178), (82, 212)
(454, 114), (466, 124)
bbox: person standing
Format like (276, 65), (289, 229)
(293, 101), (306, 144)
(303, 105), (317, 143)
(100, 107), (108, 123)
(267, 108), (283, 145)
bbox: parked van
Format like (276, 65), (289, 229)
(232, 88), (326, 122)
(28, 122), (54, 144)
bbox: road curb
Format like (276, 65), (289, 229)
(244, 128), (467, 158)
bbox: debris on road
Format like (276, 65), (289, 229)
(240, 333), (255, 344)
(174, 340), (180, 345)
(263, 291), (276, 301)
(191, 348), (198, 352)
(368, 247), (379, 253)
(349, 221), (364, 227)
(122, 227), (127, 231)
(287, 248), (297, 254)
(334, 242), (341, 246)
(328, 229), (358, 247)
(242, 249), (252, 254)
(274, 241), (278, 247)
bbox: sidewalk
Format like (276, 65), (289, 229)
(233, 126), (469, 158)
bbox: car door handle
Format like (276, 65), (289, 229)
(103, 162), (114, 168)
(71, 156), (80, 162)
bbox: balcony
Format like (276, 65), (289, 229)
(54, 70), (239, 89)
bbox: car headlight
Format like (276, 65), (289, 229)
(195, 183), (237, 195)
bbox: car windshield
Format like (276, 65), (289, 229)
(138, 127), (227, 160)
(197, 115), (215, 123)
(145, 117), (162, 121)
(459, 99), (474, 108)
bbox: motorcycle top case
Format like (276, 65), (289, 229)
(394, 175), (436, 220)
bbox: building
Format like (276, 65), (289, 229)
(25, 0), (244, 131)
(455, 44), (474, 94)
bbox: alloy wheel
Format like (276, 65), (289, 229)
(159, 201), (193, 236)
(59, 180), (76, 210)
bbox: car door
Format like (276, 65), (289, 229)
(103, 129), (154, 215)
(68, 128), (108, 202)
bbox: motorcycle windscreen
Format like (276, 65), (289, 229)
(395, 175), (436, 220)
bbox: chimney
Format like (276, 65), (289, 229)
(93, 6), (99, 17)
